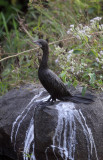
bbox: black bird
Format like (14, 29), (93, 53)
(34, 39), (94, 104)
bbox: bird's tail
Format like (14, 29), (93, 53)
(62, 93), (95, 104)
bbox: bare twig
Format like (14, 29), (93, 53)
(17, 14), (34, 40)
(0, 47), (38, 62)
(90, 31), (103, 35)
(1, 14), (103, 63)
(0, 37), (75, 62)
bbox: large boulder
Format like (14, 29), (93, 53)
(0, 84), (103, 160)
(34, 95), (103, 160)
(0, 84), (43, 160)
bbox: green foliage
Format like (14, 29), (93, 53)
(60, 71), (68, 83)
(0, 0), (22, 39)
(0, 0), (103, 96)
(23, 152), (32, 160)
(0, 81), (9, 95)
(82, 86), (87, 96)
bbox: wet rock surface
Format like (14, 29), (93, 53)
(0, 84), (103, 160)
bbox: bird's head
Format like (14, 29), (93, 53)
(33, 39), (48, 50)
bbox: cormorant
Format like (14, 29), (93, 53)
(33, 39), (95, 104)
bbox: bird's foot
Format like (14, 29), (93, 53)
(50, 100), (55, 105)
(47, 96), (52, 102)
(47, 96), (56, 105)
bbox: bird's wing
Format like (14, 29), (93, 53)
(38, 69), (71, 98)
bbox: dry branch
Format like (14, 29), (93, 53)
(0, 37), (75, 62)
(1, 14), (103, 63)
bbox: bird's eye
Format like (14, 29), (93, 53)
(39, 42), (42, 47)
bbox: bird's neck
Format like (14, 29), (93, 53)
(39, 46), (49, 69)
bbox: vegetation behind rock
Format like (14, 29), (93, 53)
(0, 0), (103, 95)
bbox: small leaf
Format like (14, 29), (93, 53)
(88, 73), (96, 84)
(92, 62), (99, 67)
(73, 49), (83, 54)
(73, 80), (78, 87)
(88, 49), (98, 57)
(67, 81), (71, 87)
(84, 35), (88, 43)
(86, 59), (92, 63)
(60, 71), (66, 78)
(97, 79), (103, 85)
(59, 71), (67, 83)
(88, 8), (95, 14)
(82, 86), (87, 96)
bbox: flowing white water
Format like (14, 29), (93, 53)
(51, 102), (99, 160)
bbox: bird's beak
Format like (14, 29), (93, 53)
(33, 41), (42, 47)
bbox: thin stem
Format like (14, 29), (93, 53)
(0, 37), (75, 62)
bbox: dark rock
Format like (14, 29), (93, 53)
(0, 84), (103, 160)
(34, 103), (58, 160)
(34, 97), (103, 160)
(0, 84), (44, 160)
